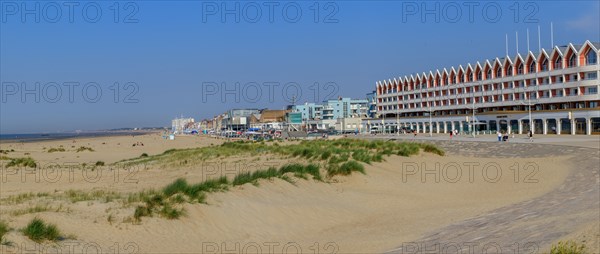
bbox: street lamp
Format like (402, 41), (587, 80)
(427, 107), (435, 137)
(464, 83), (480, 138)
(520, 89), (535, 133)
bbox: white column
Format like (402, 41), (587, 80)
(518, 120), (523, 134)
(543, 119), (548, 135)
(571, 119), (576, 135)
(436, 122), (440, 133)
(587, 118), (592, 135)
(556, 118), (561, 135)
(443, 122), (448, 133)
(496, 121), (501, 132)
(416, 123), (420, 133)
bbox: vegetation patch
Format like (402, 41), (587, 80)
(5, 157), (37, 168)
(75, 146), (94, 152)
(47, 147), (66, 153)
(113, 139), (444, 222)
(550, 240), (586, 254)
(0, 221), (9, 245)
(22, 218), (61, 243)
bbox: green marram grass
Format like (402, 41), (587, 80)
(22, 218), (61, 243)
(0, 221), (9, 245)
(550, 241), (586, 254)
(126, 139), (444, 221)
(5, 157), (37, 168)
(115, 139), (443, 169)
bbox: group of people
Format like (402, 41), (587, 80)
(449, 129), (459, 139)
(496, 130), (533, 142)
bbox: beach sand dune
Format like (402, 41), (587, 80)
(0, 135), (588, 253)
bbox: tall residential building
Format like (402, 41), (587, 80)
(293, 97), (369, 121)
(374, 41), (600, 135)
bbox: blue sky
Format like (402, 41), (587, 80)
(1, 0), (598, 133)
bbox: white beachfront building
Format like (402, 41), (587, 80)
(371, 41), (600, 135)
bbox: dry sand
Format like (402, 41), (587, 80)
(0, 134), (583, 253)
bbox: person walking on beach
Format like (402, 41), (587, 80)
(497, 131), (502, 142)
(528, 130), (533, 142)
(450, 130), (453, 140)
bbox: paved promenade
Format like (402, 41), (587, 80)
(354, 135), (599, 253)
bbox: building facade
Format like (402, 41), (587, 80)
(294, 97), (369, 121)
(171, 117), (195, 134)
(374, 41), (600, 135)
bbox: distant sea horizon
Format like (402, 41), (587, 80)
(0, 129), (163, 142)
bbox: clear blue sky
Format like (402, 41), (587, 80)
(1, 1), (598, 133)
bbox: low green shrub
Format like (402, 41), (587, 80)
(22, 218), (61, 242)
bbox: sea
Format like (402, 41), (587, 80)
(0, 131), (156, 143)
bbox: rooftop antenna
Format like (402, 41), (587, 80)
(550, 22), (554, 48)
(505, 34), (509, 56)
(516, 31), (519, 54)
(537, 25), (541, 52)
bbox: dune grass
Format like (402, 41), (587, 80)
(10, 205), (51, 216)
(75, 146), (94, 152)
(47, 147), (66, 153)
(0, 192), (50, 205)
(550, 241), (586, 254)
(115, 139), (442, 169)
(110, 139), (444, 222)
(0, 221), (8, 244)
(22, 218), (61, 243)
(5, 157), (37, 168)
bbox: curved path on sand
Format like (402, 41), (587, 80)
(383, 140), (599, 253)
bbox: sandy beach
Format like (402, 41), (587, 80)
(0, 134), (597, 253)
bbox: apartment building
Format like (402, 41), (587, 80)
(374, 41), (600, 135)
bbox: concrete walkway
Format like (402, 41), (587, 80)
(360, 133), (600, 149)
(360, 138), (600, 253)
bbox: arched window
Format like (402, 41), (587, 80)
(528, 61), (536, 73)
(496, 67), (502, 78)
(541, 59), (548, 71)
(486, 69), (492, 79)
(477, 71), (482, 80)
(568, 54), (576, 67)
(554, 57), (562, 69)
(506, 66), (513, 76)
(460, 75), (465, 83)
(587, 50), (597, 65)
(517, 63), (524, 74)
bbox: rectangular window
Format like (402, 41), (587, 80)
(586, 72), (598, 80)
(591, 102), (598, 108)
(588, 87), (598, 94)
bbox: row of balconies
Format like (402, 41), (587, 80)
(379, 79), (599, 104)
(378, 94), (600, 114)
(379, 66), (599, 95)
(379, 90), (598, 109)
